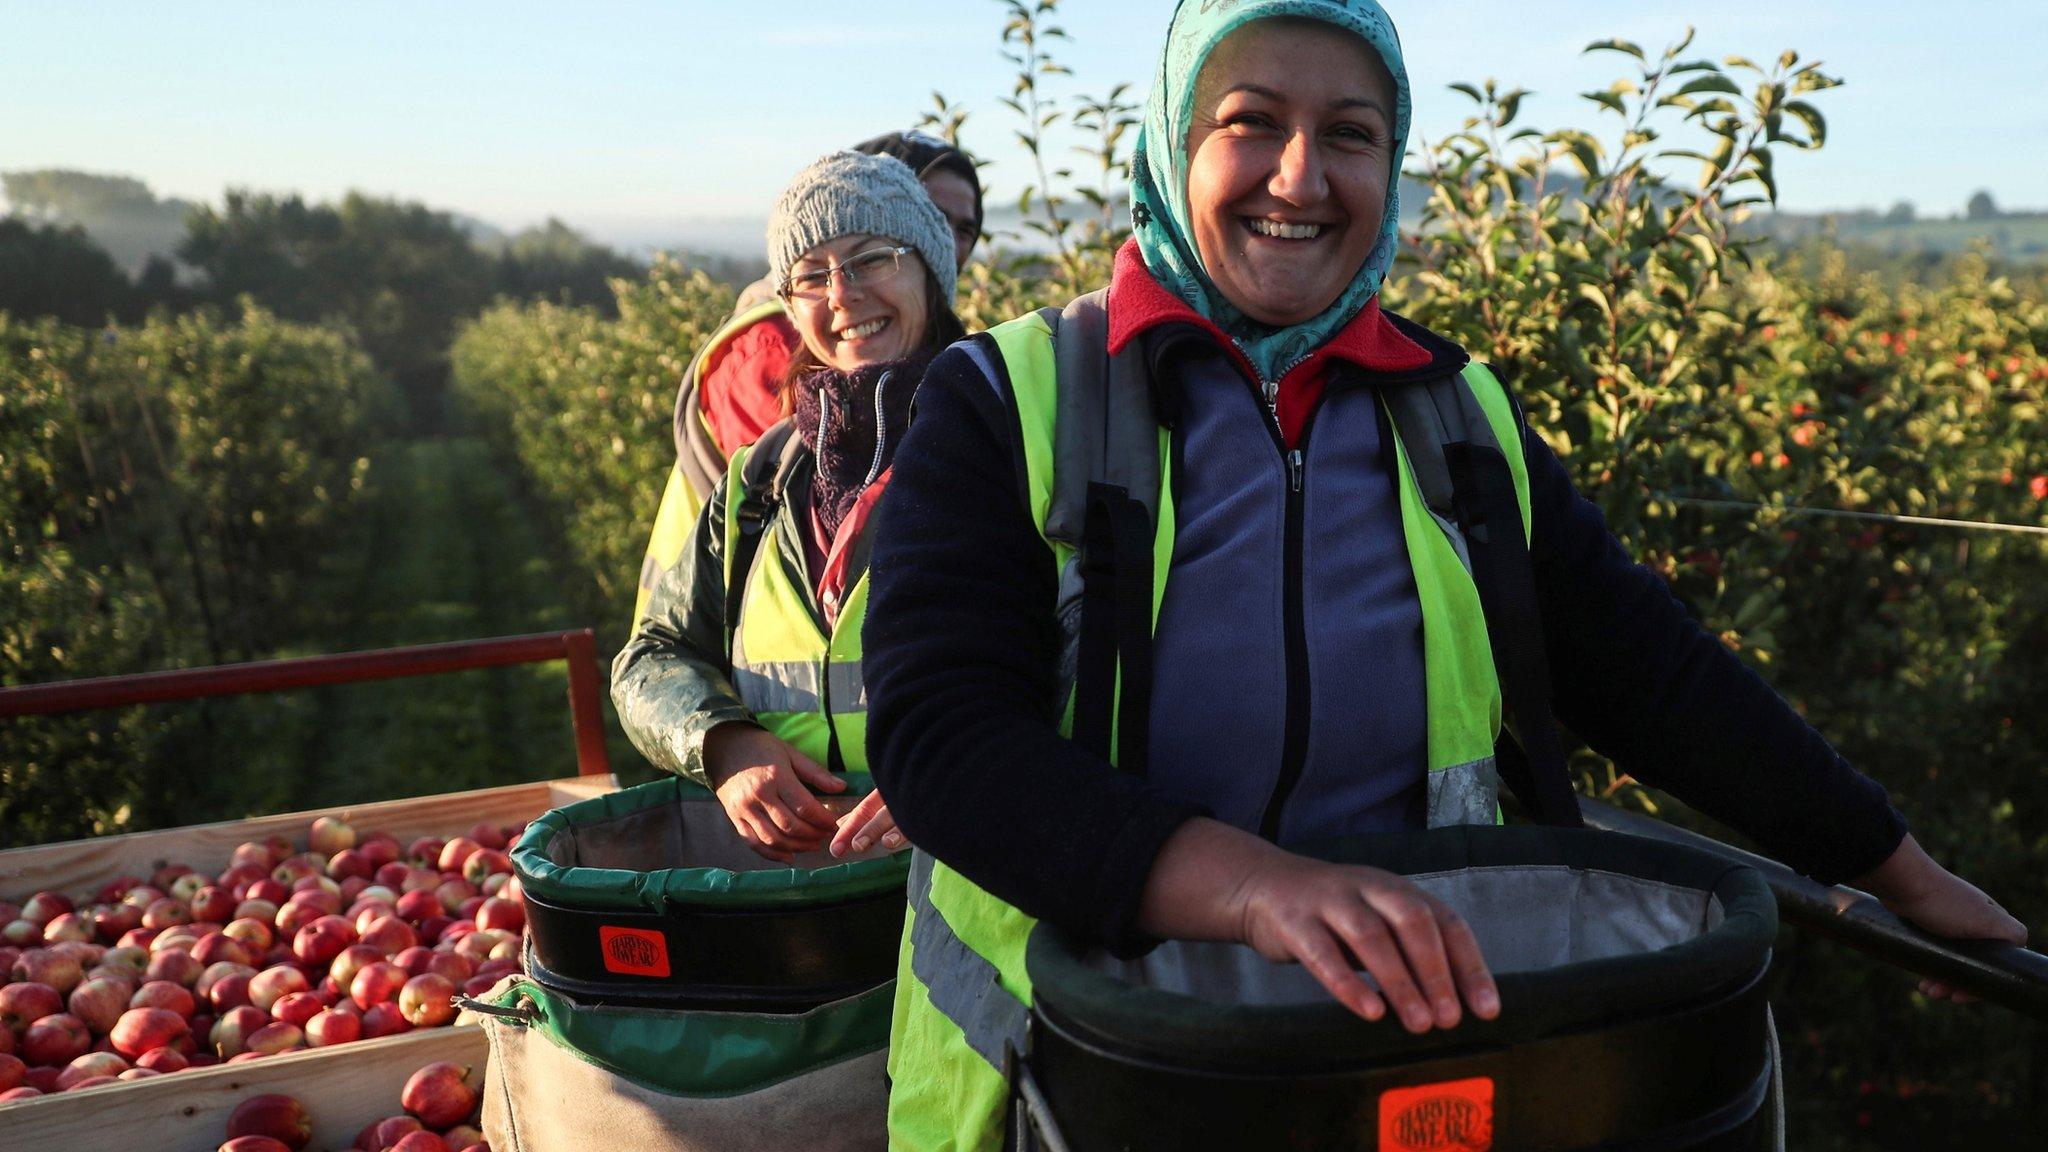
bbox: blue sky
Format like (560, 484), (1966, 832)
(5, 1), (2043, 248)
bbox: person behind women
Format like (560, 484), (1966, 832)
(633, 132), (983, 622)
(861, 2), (2029, 1148)
(614, 150), (964, 862)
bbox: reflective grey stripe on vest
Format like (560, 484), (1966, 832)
(1427, 755), (1502, 828)
(906, 850), (1028, 1071)
(730, 659), (867, 716)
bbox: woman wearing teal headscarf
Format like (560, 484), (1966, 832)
(863, 3), (2025, 1148)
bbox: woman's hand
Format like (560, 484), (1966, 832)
(829, 790), (907, 858)
(703, 723), (845, 862)
(1853, 833), (2029, 1002)
(1139, 819), (1500, 1033)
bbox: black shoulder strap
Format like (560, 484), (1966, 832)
(1388, 372), (1583, 828)
(722, 420), (804, 658)
(1036, 291), (1159, 778)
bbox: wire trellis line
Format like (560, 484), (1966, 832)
(1660, 496), (2048, 538)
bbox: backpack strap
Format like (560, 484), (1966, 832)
(1038, 291), (1159, 776)
(1384, 372), (1583, 829)
(676, 300), (788, 502)
(722, 418), (806, 659)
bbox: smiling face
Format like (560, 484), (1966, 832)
(1184, 18), (1397, 327)
(785, 233), (933, 373)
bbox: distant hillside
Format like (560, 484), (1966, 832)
(1747, 209), (2048, 262)
(1, 170), (197, 275)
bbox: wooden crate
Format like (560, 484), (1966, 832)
(0, 775), (615, 1144)
(0, 776), (616, 899)
(0, 1026), (489, 1150)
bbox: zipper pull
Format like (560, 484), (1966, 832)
(1262, 378), (1280, 415)
(1287, 448), (1304, 492)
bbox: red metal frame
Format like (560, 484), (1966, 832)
(0, 630), (613, 777)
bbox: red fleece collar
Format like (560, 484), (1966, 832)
(1103, 240), (1434, 380)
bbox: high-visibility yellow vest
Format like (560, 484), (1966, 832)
(634, 299), (790, 625)
(718, 437), (871, 776)
(884, 302), (1533, 1152)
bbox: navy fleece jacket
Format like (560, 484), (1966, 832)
(862, 319), (1908, 955)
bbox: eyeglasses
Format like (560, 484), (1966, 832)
(779, 245), (913, 302)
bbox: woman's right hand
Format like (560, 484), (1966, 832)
(1140, 818), (1499, 1034)
(703, 723), (847, 862)
(1230, 853), (1500, 1034)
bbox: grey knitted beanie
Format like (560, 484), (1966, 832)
(767, 151), (958, 304)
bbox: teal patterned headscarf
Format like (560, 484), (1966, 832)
(1131, 0), (1411, 382)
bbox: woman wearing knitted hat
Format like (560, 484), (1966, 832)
(613, 150), (964, 862)
(632, 131), (983, 624)
(861, 3), (2025, 1147)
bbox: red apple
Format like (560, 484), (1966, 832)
(274, 901), (323, 939)
(195, 960), (257, 1001)
(359, 833), (402, 869)
(118, 1066), (161, 1081)
(1, 982), (66, 1034)
(221, 1137), (295, 1152)
(272, 992), (325, 1029)
(100, 944), (150, 975)
(49, 941), (103, 970)
(90, 902), (144, 942)
(391, 1132), (450, 1152)
(66, 977), (131, 1034)
(398, 974), (457, 1027)
(192, 932), (256, 969)
(359, 1002), (411, 1039)
(399, 867), (441, 895)
(0, 1052), (24, 1090)
(228, 1092), (314, 1150)
(247, 878), (292, 906)
(350, 961), (407, 1009)
(329, 944), (384, 991)
(468, 821), (509, 851)
(21, 892), (74, 926)
(434, 879), (479, 916)
(208, 972), (255, 1013)
(223, 917), (277, 953)
(248, 966), (309, 1013)
(22, 1065), (61, 1091)
(436, 838), (482, 874)
(0, 1024), (11, 1057)
(210, 1005), (268, 1058)
(40, 913), (92, 946)
(1, 921), (41, 948)
(120, 886), (165, 912)
(110, 1007), (188, 1058)
(395, 889), (443, 925)
(339, 876), (371, 903)
(189, 885), (237, 924)
(116, 927), (160, 951)
(0, 1086), (43, 1102)
(145, 948), (205, 988)
(134, 1046), (188, 1073)
(294, 916), (356, 967)
(130, 979), (199, 1018)
(461, 974), (499, 997)
(327, 849), (372, 882)
(311, 816), (356, 854)
(360, 915), (418, 958)
(402, 1060), (479, 1128)
(24, 1013), (92, 1066)
(461, 850), (512, 886)
(244, 1021), (305, 1056)
(305, 1007), (361, 1047)
(56, 1050), (128, 1089)
(61, 1073), (117, 1091)
(356, 1115), (423, 1151)
(288, 883), (343, 913)
(442, 1124), (485, 1149)
(141, 898), (192, 932)
(12, 949), (84, 996)
(475, 898), (524, 935)
(419, 916), (456, 945)
(272, 858), (320, 886)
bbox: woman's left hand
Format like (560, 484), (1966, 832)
(1854, 833), (2028, 1002)
(830, 790), (907, 858)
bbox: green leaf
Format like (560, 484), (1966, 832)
(1783, 101), (1828, 148)
(1449, 82), (1484, 103)
(1583, 89), (1627, 116)
(1675, 74), (1742, 97)
(1586, 38), (1646, 60)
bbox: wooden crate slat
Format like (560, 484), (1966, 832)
(0, 777), (613, 899)
(0, 1025), (489, 1150)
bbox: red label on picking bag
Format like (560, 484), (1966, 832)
(597, 926), (670, 977)
(1378, 1077), (1494, 1152)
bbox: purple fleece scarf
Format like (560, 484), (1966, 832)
(791, 352), (932, 537)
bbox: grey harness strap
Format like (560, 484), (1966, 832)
(1035, 290), (1161, 548)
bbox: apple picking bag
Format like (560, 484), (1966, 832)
(470, 776), (908, 1151)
